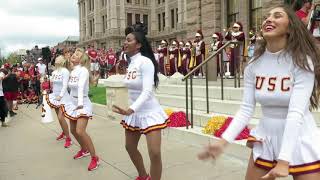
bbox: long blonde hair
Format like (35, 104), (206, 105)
(55, 55), (67, 69)
(75, 48), (90, 70)
(74, 48), (93, 84)
(252, 5), (320, 110)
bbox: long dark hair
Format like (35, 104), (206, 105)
(125, 23), (159, 88)
(252, 5), (320, 110)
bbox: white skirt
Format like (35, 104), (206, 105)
(247, 117), (320, 176)
(46, 93), (70, 109)
(121, 109), (169, 134)
(61, 96), (93, 121)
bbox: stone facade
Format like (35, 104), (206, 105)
(77, 0), (318, 50)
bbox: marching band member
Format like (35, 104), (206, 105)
(47, 55), (72, 148)
(113, 25), (168, 180)
(168, 40), (179, 76)
(211, 32), (224, 75)
(62, 48), (99, 171)
(225, 22), (245, 77)
(178, 41), (186, 75)
(194, 30), (206, 78)
(157, 40), (168, 76)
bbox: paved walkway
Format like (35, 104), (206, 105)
(0, 105), (292, 180)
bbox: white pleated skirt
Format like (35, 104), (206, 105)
(247, 116), (320, 176)
(61, 96), (93, 121)
(121, 109), (169, 134)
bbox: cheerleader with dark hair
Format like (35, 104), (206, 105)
(113, 23), (168, 180)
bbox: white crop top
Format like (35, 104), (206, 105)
(124, 53), (162, 112)
(68, 65), (89, 106)
(222, 49), (315, 163)
(51, 68), (69, 97)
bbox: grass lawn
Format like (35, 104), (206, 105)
(89, 86), (107, 105)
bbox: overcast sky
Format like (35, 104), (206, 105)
(0, 0), (79, 57)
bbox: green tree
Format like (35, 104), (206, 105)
(6, 53), (21, 65)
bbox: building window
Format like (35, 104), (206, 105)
(83, 2), (86, 16)
(127, 0), (132, 3)
(250, 0), (262, 31)
(101, 0), (104, 7)
(158, 0), (160, 4)
(227, 0), (239, 28)
(143, 0), (148, 5)
(135, 14), (141, 23)
(135, 0), (140, 4)
(158, 14), (161, 31)
(143, 14), (148, 25)
(89, 0), (92, 11)
(89, 20), (93, 36)
(102, 15), (107, 33)
(163, 0), (165, 2)
(171, 9), (175, 28)
(92, 0), (94, 11)
(162, 12), (165, 30)
(84, 22), (86, 37)
(93, 18), (95, 35)
(176, 8), (178, 24)
(127, 13), (133, 26)
(102, 15), (105, 33)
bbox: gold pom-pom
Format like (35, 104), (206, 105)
(164, 108), (174, 117)
(202, 116), (227, 135)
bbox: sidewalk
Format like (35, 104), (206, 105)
(0, 105), (291, 180)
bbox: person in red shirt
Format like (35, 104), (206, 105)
(41, 76), (51, 93)
(106, 48), (117, 76)
(295, 0), (314, 25)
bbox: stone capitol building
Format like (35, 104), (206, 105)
(77, 0), (318, 50)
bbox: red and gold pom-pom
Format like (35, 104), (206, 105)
(202, 116), (227, 135)
(214, 117), (250, 140)
(167, 111), (190, 127)
(164, 108), (174, 117)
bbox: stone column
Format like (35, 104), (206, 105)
(150, 0), (157, 36)
(104, 75), (128, 122)
(183, 0), (187, 29)
(119, 0), (126, 34)
(94, 0), (103, 40)
(177, 0), (183, 30)
(164, 0), (170, 32)
(85, 0), (90, 38)
(78, 1), (83, 41)
(109, 0), (118, 35)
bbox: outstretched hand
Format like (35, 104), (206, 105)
(197, 139), (228, 161)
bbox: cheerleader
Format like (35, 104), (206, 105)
(62, 48), (99, 171)
(47, 55), (72, 148)
(113, 24), (168, 180)
(199, 6), (320, 180)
